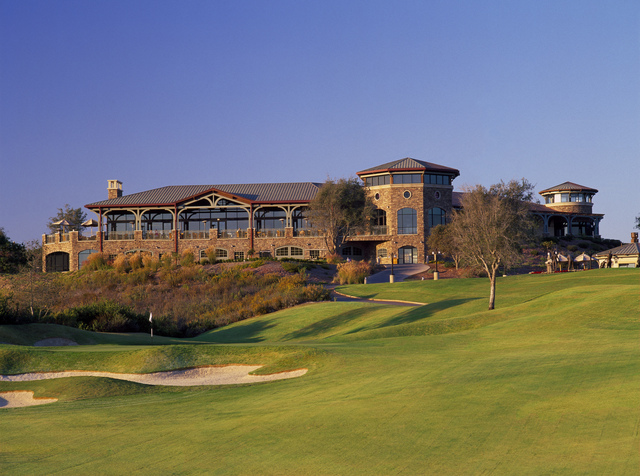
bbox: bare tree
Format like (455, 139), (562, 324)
(450, 180), (536, 310)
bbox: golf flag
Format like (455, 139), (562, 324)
(149, 312), (153, 323)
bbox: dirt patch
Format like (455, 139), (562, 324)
(0, 391), (58, 409)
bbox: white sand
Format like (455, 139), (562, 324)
(0, 391), (58, 408)
(1, 365), (307, 387)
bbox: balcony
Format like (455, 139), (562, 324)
(255, 229), (285, 238)
(143, 231), (172, 240)
(104, 232), (134, 241)
(219, 230), (247, 239)
(181, 230), (209, 240)
(294, 228), (322, 237)
(78, 234), (97, 241)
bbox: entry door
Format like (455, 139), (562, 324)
(398, 246), (417, 264)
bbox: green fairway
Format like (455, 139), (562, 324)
(1, 269), (638, 475)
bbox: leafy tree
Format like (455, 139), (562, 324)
(307, 178), (374, 256)
(0, 228), (27, 274)
(427, 224), (462, 269)
(47, 204), (87, 233)
(450, 179), (536, 310)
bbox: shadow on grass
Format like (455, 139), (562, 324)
(344, 297), (482, 336)
(203, 319), (278, 344)
(382, 298), (481, 327)
(283, 306), (381, 341)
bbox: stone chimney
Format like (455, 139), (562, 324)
(631, 232), (638, 244)
(108, 180), (123, 199)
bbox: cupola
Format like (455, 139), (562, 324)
(539, 182), (597, 214)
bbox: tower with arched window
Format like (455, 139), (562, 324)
(356, 158), (460, 264)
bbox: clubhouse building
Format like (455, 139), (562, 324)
(42, 158), (605, 272)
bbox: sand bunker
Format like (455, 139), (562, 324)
(0, 391), (58, 409)
(1, 365), (307, 388)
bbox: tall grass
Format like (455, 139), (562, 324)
(1, 259), (330, 337)
(334, 260), (373, 284)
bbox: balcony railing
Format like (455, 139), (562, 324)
(45, 234), (57, 244)
(255, 229), (285, 238)
(219, 230), (247, 239)
(370, 225), (388, 235)
(60, 233), (70, 242)
(104, 232), (134, 241)
(294, 228), (322, 237)
(182, 230), (209, 240)
(143, 231), (172, 240)
(78, 235), (97, 241)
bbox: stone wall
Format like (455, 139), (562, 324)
(43, 228), (329, 271)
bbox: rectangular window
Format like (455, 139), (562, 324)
(365, 175), (390, 187)
(545, 196), (554, 204)
(215, 249), (228, 259)
(234, 252), (244, 261)
(199, 250), (207, 259)
(309, 250), (320, 259)
(561, 193), (569, 202)
(392, 173), (421, 184)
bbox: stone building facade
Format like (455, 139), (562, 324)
(41, 158), (604, 272)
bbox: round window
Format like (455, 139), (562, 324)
(434, 191), (441, 200)
(403, 190), (411, 199)
(374, 193), (380, 201)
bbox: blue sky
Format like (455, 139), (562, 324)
(1, 0), (638, 244)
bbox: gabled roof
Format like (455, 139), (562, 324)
(86, 182), (323, 209)
(539, 182), (598, 194)
(356, 158), (460, 177)
(594, 243), (640, 257)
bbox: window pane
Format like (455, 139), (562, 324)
(397, 208), (417, 234)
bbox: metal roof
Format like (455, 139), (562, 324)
(86, 182), (323, 208)
(357, 158), (460, 177)
(539, 182), (598, 194)
(594, 243), (640, 257)
(452, 191), (602, 216)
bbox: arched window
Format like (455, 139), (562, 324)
(397, 208), (417, 234)
(275, 246), (304, 258)
(46, 252), (69, 272)
(428, 207), (446, 228)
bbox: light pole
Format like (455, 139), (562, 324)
(390, 252), (395, 283)
(432, 250), (439, 280)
